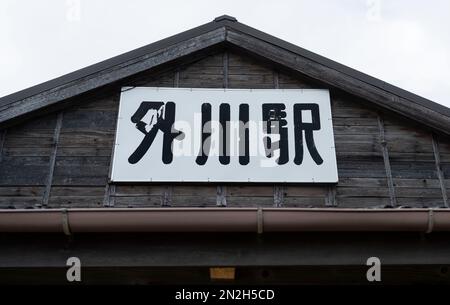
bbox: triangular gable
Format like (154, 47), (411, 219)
(0, 15), (449, 135)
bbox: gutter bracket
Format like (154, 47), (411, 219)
(257, 208), (264, 234)
(61, 209), (72, 236)
(426, 209), (434, 234)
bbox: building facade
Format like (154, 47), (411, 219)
(0, 15), (449, 284)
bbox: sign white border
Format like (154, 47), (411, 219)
(111, 87), (338, 183)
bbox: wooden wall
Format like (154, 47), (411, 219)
(0, 49), (448, 209)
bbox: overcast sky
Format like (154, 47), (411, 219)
(1, 0), (449, 107)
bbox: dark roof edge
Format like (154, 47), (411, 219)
(1, 15), (449, 120)
(0, 18), (226, 107)
(227, 21), (450, 117)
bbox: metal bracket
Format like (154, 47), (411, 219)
(426, 209), (434, 234)
(61, 209), (72, 236)
(257, 208), (264, 234)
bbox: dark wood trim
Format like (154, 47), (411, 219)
(215, 52), (229, 207)
(103, 92), (120, 208)
(103, 184), (116, 207)
(222, 51), (229, 89)
(41, 112), (63, 208)
(272, 71), (284, 207)
(377, 114), (396, 207)
(1, 233), (450, 268)
(432, 134), (448, 207)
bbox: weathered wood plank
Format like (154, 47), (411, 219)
(226, 196), (274, 207)
(61, 110), (117, 131)
(1, 49), (450, 210)
(337, 197), (390, 208)
(133, 71), (175, 87)
(432, 134), (448, 207)
(41, 112), (63, 207)
(161, 70), (180, 207)
(0, 156), (50, 186)
(277, 71), (322, 89)
(337, 160), (387, 178)
(172, 195), (217, 207)
(228, 52), (274, 88)
(377, 115), (396, 207)
(58, 131), (115, 148)
(102, 183), (116, 207)
(215, 52), (229, 207)
(52, 156), (110, 186)
(178, 53), (225, 89)
(0, 186), (44, 197)
(216, 186), (227, 206)
(227, 185), (273, 197)
(283, 197), (327, 207)
(396, 197), (444, 208)
(0, 196), (43, 209)
(114, 185), (166, 196)
(284, 186), (328, 197)
(390, 161), (439, 179)
(48, 196), (105, 208)
(56, 147), (112, 157)
(273, 185), (284, 207)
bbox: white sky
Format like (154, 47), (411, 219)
(1, 0), (449, 107)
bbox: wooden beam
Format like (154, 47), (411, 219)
(272, 71), (284, 207)
(222, 52), (229, 89)
(161, 70), (181, 207)
(173, 69), (180, 88)
(432, 134), (448, 208)
(216, 52), (229, 207)
(41, 112), (63, 208)
(377, 114), (397, 207)
(226, 30), (450, 136)
(0, 27), (227, 125)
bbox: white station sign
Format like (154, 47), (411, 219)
(111, 87), (338, 183)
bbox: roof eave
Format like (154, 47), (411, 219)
(0, 16), (449, 135)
